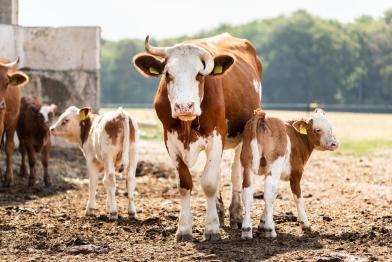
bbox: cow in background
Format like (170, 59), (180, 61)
(17, 96), (57, 186)
(50, 107), (138, 220)
(0, 58), (29, 187)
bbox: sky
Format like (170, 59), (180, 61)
(19, 0), (392, 41)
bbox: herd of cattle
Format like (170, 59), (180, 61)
(1, 33), (339, 241)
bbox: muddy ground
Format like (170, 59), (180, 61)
(0, 141), (391, 261)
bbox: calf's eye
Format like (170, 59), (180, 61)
(315, 128), (322, 134)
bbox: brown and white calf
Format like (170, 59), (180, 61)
(50, 107), (138, 220)
(133, 33), (261, 241)
(240, 109), (339, 239)
(0, 58), (29, 187)
(17, 96), (57, 186)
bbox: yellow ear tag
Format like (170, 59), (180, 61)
(149, 67), (159, 75)
(299, 126), (307, 135)
(213, 64), (223, 74)
(79, 111), (88, 121)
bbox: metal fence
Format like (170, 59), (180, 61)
(102, 103), (392, 113)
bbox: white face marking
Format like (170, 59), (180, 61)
(312, 111), (339, 150)
(39, 106), (51, 123)
(165, 45), (211, 120)
(50, 106), (81, 144)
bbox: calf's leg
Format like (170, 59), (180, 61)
(126, 144), (138, 218)
(4, 128), (16, 187)
(85, 160), (99, 216)
(41, 143), (51, 186)
(103, 162), (118, 220)
(19, 140), (27, 177)
(229, 144), (243, 229)
(262, 156), (285, 238)
(290, 174), (310, 231)
(26, 143), (37, 187)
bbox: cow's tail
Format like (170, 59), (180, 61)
(118, 107), (130, 170)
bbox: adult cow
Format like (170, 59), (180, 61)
(0, 57), (29, 187)
(133, 33), (262, 241)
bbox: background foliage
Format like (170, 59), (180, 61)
(101, 10), (392, 105)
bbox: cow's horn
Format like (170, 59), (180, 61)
(0, 57), (20, 69)
(144, 36), (168, 57)
(198, 49), (214, 75)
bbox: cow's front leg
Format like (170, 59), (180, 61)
(4, 129), (16, 187)
(229, 143), (243, 229)
(201, 131), (223, 241)
(85, 159), (99, 217)
(103, 162), (118, 220)
(175, 157), (193, 241)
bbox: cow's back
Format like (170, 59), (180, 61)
(186, 34), (262, 138)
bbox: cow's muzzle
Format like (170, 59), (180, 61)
(175, 102), (196, 121)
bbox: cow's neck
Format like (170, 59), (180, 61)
(79, 115), (95, 146)
(299, 132), (315, 164)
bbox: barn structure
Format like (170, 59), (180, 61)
(0, 0), (101, 111)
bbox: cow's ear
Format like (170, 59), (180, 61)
(50, 104), (58, 113)
(133, 53), (166, 77)
(79, 107), (91, 121)
(211, 55), (234, 75)
(292, 120), (309, 135)
(8, 71), (29, 86)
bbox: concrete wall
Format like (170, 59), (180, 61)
(0, 0), (18, 24)
(0, 25), (101, 111)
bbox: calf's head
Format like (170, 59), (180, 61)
(40, 104), (57, 124)
(133, 36), (234, 121)
(292, 109), (339, 151)
(50, 106), (91, 144)
(0, 58), (29, 110)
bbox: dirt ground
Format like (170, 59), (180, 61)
(0, 141), (391, 261)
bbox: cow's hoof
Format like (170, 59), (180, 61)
(85, 208), (97, 217)
(108, 212), (118, 220)
(128, 211), (136, 219)
(44, 178), (52, 187)
(241, 227), (253, 240)
(3, 178), (12, 187)
(176, 232), (193, 242)
(263, 228), (277, 238)
(204, 232), (220, 241)
(230, 221), (242, 229)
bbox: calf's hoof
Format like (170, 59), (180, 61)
(241, 227), (253, 240)
(3, 177), (12, 187)
(108, 212), (118, 221)
(128, 211), (136, 219)
(263, 228), (277, 238)
(204, 232), (220, 241)
(301, 224), (312, 234)
(85, 208), (98, 217)
(176, 232), (193, 242)
(44, 178), (52, 187)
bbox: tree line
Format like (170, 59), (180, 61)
(101, 9), (392, 106)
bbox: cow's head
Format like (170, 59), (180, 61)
(40, 104), (57, 124)
(292, 109), (339, 151)
(50, 106), (91, 144)
(133, 36), (234, 121)
(0, 58), (29, 110)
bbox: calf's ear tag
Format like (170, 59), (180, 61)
(299, 126), (307, 135)
(213, 64), (223, 74)
(79, 111), (88, 121)
(149, 67), (159, 75)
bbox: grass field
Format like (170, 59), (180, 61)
(101, 108), (392, 155)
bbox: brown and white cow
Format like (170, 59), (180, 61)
(240, 109), (339, 239)
(133, 33), (262, 240)
(0, 58), (29, 187)
(50, 107), (138, 220)
(17, 96), (57, 186)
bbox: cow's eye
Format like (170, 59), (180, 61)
(166, 72), (174, 81)
(315, 128), (322, 134)
(62, 119), (69, 125)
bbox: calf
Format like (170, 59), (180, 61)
(50, 107), (138, 220)
(0, 57), (29, 187)
(17, 96), (57, 186)
(240, 109), (339, 239)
